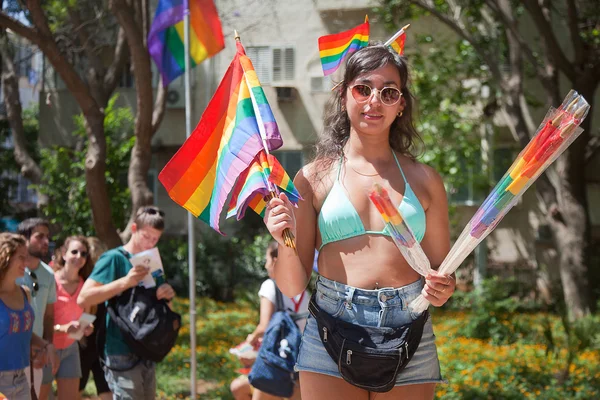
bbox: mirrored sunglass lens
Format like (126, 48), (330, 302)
(381, 88), (400, 104)
(81, 252), (88, 258)
(32, 282), (39, 292)
(352, 85), (372, 100)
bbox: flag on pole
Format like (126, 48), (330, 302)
(389, 31), (406, 55)
(227, 151), (301, 220)
(148, 0), (224, 86)
(318, 16), (369, 76)
(158, 41), (283, 233)
(384, 24), (410, 56)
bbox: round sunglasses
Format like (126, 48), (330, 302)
(70, 249), (88, 258)
(349, 84), (402, 106)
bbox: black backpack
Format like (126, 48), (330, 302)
(106, 285), (181, 363)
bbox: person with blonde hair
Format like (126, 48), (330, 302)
(40, 236), (94, 400)
(0, 233), (57, 400)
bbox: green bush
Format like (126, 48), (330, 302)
(456, 277), (540, 344)
(159, 232), (272, 302)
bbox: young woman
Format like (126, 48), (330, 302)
(78, 237), (111, 400)
(230, 241), (308, 400)
(40, 236), (94, 400)
(0, 233), (55, 400)
(264, 45), (456, 400)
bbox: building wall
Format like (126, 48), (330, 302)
(35, 1), (599, 271)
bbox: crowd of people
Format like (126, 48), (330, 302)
(2, 43), (456, 400)
(0, 206), (175, 400)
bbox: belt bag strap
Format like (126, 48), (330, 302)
(309, 293), (429, 393)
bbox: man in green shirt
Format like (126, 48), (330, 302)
(78, 207), (175, 399)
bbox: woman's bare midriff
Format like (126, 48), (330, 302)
(317, 234), (422, 289)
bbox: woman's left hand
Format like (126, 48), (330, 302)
(422, 272), (455, 307)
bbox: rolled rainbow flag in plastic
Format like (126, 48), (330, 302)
(369, 184), (434, 277)
(408, 90), (590, 314)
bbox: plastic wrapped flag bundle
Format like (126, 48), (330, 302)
(409, 90), (590, 313)
(369, 90), (590, 314)
(369, 184), (435, 277)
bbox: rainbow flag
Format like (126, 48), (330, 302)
(158, 41), (283, 233)
(389, 31), (406, 55)
(148, 0), (224, 86)
(318, 16), (369, 76)
(227, 151), (301, 220)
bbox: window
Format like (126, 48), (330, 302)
(273, 151), (303, 179)
(119, 63), (135, 88)
(449, 154), (484, 205)
(8, 174), (37, 205)
(246, 46), (295, 85)
(449, 145), (519, 206)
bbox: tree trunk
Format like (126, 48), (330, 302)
(551, 81), (596, 318)
(111, 0), (167, 241)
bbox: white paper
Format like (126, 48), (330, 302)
(68, 312), (97, 340)
(129, 247), (165, 289)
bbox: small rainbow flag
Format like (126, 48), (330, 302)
(148, 0), (224, 86)
(227, 151), (301, 220)
(158, 41), (283, 233)
(389, 31), (406, 55)
(318, 16), (369, 76)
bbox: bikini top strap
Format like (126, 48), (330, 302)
(392, 152), (408, 184)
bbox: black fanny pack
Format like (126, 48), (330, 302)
(309, 293), (429, 392)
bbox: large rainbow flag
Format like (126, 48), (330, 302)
(158, 41), (283, 233)
(148, 0), (224, 86)
(318, 16), (369, 76)
(227, 151), (301, 220)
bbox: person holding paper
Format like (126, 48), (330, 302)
(77, 206), (175, 400)
(40, 236), (95, 400)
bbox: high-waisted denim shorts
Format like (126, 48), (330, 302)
(295, 275), (445, 387)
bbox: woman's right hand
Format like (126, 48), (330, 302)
(263, 192), (296, 246)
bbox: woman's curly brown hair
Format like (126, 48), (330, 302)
(0, 233), (26, 283)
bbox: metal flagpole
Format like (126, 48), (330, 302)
(183, 1), (197, 398)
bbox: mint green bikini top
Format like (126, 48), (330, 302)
(317, 153), (426, 250)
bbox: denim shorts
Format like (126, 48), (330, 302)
(0, 369), (30, 400)
(42, 341), (82, 384)
(295, 276), (445, 387)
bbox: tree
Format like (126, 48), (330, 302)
(379, 0), (599, 318)
(0, 0), (128, 246)
(0, 0), (166, 246)
(110, 0), (166, 241)
(37, 95), (135, 244)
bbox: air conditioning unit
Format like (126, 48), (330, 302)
(166, 87), (185, 109)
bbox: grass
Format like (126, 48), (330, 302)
(83, 297), (600, 399)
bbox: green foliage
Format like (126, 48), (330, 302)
(159, 231), (272, 302)
(35, 95), (134, 242)
(453, 277), (541, 344)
